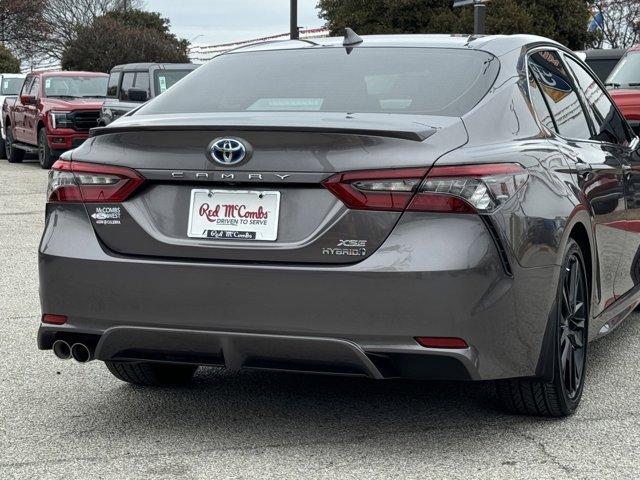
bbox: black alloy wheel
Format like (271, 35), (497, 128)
(559, 252), (588, 400)
(38, 128), (55, 169)
(496, 239), (589, 416)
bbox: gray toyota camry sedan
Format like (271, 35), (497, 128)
(38, 33), (640, 417)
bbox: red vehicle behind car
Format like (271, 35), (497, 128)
(606, 45), (640, 134)
(3, 71), (108, 168)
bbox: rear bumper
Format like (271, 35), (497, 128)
(38, 204), (561, 381)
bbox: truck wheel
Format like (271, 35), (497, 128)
(5, 126), (24, 163)
(38, 128), (56, 169)
(105, 361), (198, 386)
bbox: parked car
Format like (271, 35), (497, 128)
(98, 63), (198, 126)
(4, 71), (108, 168)
(606, 45), (640, 133)
(39, 33), (640, 417)
(0, 73), (26, 157)
(577, 48), (626, 82)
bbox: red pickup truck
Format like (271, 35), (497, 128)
(606, 45), (640, 134)
(3, 71), (108, 168)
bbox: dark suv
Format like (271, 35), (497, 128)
(98, 63), (198, 126)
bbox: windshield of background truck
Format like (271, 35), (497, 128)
(1, 77), (24, 95)
(43, 76), (109, 98)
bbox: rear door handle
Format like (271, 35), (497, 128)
(574, 162), (592, 174)
(557, 162), (592, 175)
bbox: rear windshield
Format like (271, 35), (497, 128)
(1, 77), (24, 95)
(606, 53), (640, 87)
(138, 47), (499, 117)
(154, 69), (194, 95)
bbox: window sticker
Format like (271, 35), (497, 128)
(2, 80), (8, 90)
(45, 78), (51, 88)
(158, 76), (167, 92)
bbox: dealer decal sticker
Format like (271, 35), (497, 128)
(90, 206), (121, 225)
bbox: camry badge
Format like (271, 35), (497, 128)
(208, 137), (251, 166)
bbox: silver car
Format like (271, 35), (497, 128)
(38, 33), (640, 417)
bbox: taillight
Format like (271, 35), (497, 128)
(322, 168), (428, 211)
(410, 163), (528, 213)
(47, 160), (144, 203)
(323, 163), (527, 214)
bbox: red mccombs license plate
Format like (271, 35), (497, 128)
(187, 189), (281, 241)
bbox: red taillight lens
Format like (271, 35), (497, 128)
(415, 337), (469, 349)
(47, 160), (144, 203)
(42, 314), (68, 325)
(322, 168), (428, 211)
(323, 164), (527, 214)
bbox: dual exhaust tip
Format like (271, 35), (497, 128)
(52, 340), (93, 363)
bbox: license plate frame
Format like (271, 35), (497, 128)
(187, 189), (281, 241)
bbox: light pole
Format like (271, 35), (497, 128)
(452, 0), (489, 35)
(290, 0), (299, 39)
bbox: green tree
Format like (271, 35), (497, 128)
(318, 0), (592, 50)
(61, 9), (189, 72)
(517, 0), (592, 50)
(0, 44), (20, 72)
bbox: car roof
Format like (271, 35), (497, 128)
(110, 63), (197, 72)
(228, 33), (564, 57)
(579, 48), (626, 59)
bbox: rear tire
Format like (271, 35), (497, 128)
(105, 361), (198, 386)
(0, 135), (6, 159)
(38, 128), (55, 169)
(5, 126), (24, 163)
(496, 239), (588, 417)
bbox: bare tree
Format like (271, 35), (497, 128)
(590, 1), (640, 48)
(0, 0), (47, 49)
(34, 0), (144, 60)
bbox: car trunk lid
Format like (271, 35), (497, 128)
(74, 112), (468, 264)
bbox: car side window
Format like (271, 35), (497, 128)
(28, 78), (40, 98)
(20, 77), (33, 96)
(107, 72), (120, 98)
(527, 70), (556, 132)
(134, 72), (150, 96)
(565, 56), (634, 147)
(528, 51), (592, 140)
(119, 72), (135, 101)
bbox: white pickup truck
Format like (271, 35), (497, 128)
(0, 73), (26, 158)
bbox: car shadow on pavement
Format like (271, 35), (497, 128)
(78, 316), (638, 444)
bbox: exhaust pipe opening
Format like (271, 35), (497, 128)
(52, 340), (72, 360)
(71, 343), (93, 363)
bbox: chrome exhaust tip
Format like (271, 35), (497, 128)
(52, 340), (72, 360)
(70, 343), (93, 363)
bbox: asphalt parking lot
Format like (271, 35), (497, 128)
(1, 159), (639, 479)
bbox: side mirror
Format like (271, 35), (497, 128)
(20, 94), (36, 105)
(127, 88), (148, 102)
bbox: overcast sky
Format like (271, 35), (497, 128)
(145, 0), (324, 46)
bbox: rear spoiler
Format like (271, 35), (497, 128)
(90, 123), (438, 142)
